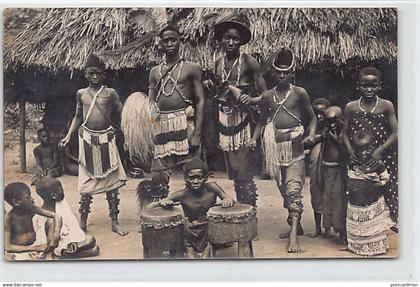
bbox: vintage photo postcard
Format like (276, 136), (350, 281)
(3, 7), (398, 260)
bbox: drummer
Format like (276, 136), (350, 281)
(151, 158), (234, 257)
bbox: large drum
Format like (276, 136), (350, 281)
(141, 206), (185, 259)
(207, 203), (257, 245)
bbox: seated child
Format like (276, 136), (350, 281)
(4, 182), (62, 260)
(34, 178), (99, 258)
(319, 106), (347, 243)
(346, 130), (393, 256)
(32, 129), (62, 185)
(151, 158), (235, 258)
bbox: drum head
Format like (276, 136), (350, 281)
(207, 203), (254, 216)
(141, 206), (184, 229)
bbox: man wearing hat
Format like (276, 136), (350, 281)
(148, 24), (205, 178)
(60, 54), (128, 236)
(206, 12), (267, 208)
(253, 48), (316, 252)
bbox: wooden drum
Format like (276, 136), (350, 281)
(207, 203), (257, 245)
(141, 206), (185, 259)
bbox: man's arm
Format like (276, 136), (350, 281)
(251, 57), (267, 104)
(60, 91), (83, 147)
(33, 147), (44, 171)
(191, 64), (206, 147)
(300, 88), (317, 138)
(4, 214), (48, 253)
(207, 182), (234, 208)
(148, 67), (158, 103)
(33, 206), (62, 248)
(251, 93), (269, 145)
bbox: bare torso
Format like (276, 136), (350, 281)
(177, 183), (218, 222)
(263, 86), (306, 129)
(214, 53), (256, 88)
(151, 61), (197, 111)
(79, 87), (117, 130)
(34, 145), (56, 169)
(323, 132), (345, 162)
(7, 211), (36, 246)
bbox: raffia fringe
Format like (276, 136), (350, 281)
(262, 122), (280, 177)
(219, 109), (251, 151)
(154, 140), (189, 159)
(153, 110), (188, 135)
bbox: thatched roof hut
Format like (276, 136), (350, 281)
(5, 7), (397, 72)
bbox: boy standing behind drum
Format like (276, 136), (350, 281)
(151, 158), (234, 257)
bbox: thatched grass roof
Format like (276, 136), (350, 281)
(5, 7), (397, 72)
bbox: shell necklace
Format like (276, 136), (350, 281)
(221, 52), (242, 85)
(358, 96), (379, 113)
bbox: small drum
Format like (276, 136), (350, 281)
(207, 203), (257, 245)
(141, 206), (185, 259)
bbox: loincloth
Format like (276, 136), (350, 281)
(78, 126), (126, 195)
(32, 200), (86, 257)
(152, 108), (193, 159)
(218, 105), (252, 152)
(78, 125), (119, 179)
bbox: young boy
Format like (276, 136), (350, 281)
(253, 48), (317, 253)
(343, 67), (398, 228)
(32, 129), (62, 185)
(35, 178), (99, 258)
(59, 54), (128, 236)
(4, 182), (62, 260)
(319, 106), (347, 243)
(151, 158), (234, 258)
(307, 98), (330, 238)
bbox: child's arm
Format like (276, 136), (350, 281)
(343, 102), (359, 164)
(208, 182), (235, 208)
(150, 190), (184, 208)
(4, 213), (49, 253)
(33, 206), (62, 248)
(33, 147), (44, 171)
(300, 88), (317, 142)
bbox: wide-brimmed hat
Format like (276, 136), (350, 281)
(214, 12), (251, 45)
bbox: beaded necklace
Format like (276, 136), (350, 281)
(358, 96), (379, 113)
(221, 52), (242, 85)
(158, 59), (184, 97)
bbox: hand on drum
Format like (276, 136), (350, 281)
(159, 198), (175, 209)
(221, 198), (235, 208)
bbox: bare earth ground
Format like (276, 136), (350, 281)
(3, 139), (399, 260)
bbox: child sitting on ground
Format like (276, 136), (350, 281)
(4, 182), (62, 260)
(32, 129), (62, 185)
(150, 158), (235, 258)
(34, 178), (100, 258)
(345, 130), (393, 256)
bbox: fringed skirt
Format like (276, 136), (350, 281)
(218, 105), (252, 152)
(152, 109), (190, 159)
(262, 123), (305, 177)
(347, 196), (394, 256)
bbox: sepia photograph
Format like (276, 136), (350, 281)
(3, 7), (398, 260)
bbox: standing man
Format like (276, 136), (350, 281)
(253, 48), (317, 252)
(205, 12), (267, 207)
(60, 54), (128, 236)
(148, 24), (205, 173)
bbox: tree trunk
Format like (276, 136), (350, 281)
(19, 99), (26, 173)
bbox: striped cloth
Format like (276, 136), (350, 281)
(78, 125), (119, 179)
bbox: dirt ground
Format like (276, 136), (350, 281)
(3, 138), (399, 260)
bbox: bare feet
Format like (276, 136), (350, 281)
(287, 236), (301, 253)
(307, 227), (322, 238)
(112, 223), (129, 236)
(324, 227), (335, 238)
(279, 223), (304, 238)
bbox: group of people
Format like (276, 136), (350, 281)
(4, 12), (398, 259)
